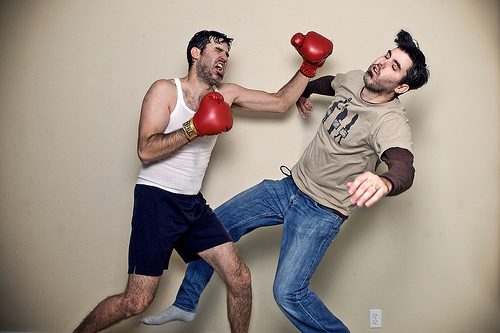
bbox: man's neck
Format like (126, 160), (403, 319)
(360, 87), (396, 104)
(180, 74), (215, 110)
(181, 74), (214, 96)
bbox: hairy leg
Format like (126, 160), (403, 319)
(73, 274), (160, 333)
(199, 242), (252, 333)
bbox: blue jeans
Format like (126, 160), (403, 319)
(174, 177), (350, 332)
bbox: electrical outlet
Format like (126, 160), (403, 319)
(369, 309), (382, 328)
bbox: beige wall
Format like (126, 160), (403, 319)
(0, 0), (498, 332)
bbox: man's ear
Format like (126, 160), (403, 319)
(395, 83), (410, 95)
(190, 47), (201, 63)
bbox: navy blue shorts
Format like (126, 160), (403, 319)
(128, 185), (232, 276)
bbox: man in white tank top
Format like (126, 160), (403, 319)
(74, 30), (333, 333)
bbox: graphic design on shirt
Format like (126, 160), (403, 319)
(322, 97), (358, 145)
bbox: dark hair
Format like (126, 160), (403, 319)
(395, 30), (430, 90)
(186, 30), (234, 68)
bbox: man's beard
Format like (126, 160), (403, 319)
(363, 71), (392, 94)
(197, 61), (223, 86)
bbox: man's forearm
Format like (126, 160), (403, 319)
(138, 130), (189, 165)
(273, 71), (311, 110)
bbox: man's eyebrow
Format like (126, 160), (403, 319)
(215, 46), (230, 58)
(394, 59), (402, 70)
(387, 50), (402, 70)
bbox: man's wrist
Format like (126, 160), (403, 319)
(182, 119), (198, 141)
(380, 176), (394, 194)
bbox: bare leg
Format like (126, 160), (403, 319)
(199, 242), (252, 333)
(73, 274), (160, 333)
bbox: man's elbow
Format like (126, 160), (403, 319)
(408, 165), (416, 188)
(272, 100), (293, 113)
(137, 149), (153, 166)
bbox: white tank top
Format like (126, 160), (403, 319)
(136, 78), (218, 194)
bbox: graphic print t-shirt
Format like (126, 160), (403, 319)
(292, 70), (413, 216)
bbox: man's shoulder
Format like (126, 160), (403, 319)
(214, 82), (244, 102)
(146, 79), (177, 95)
(332, 70), (364, 89)
(216, 82), (240, 92)
(342, 70), (364, 78)
(142, 79), (179, 105)
(151, 78), (176, 89)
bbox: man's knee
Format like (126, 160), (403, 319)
(122, 274), (159, 317)
(228, 261), (251, 296)
(122, 294), (153, 317)
(273, 282), (295, 310)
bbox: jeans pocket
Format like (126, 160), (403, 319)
(310, 201), (345, 231)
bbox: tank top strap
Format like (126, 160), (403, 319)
(173, 78), (194, 113)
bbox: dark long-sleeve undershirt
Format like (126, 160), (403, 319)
(302, 75), (336, 97)
(380, 148), (415, 196)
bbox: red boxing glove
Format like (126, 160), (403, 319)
(291, 31), (333, 78)
(182, 92), (233, 141)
